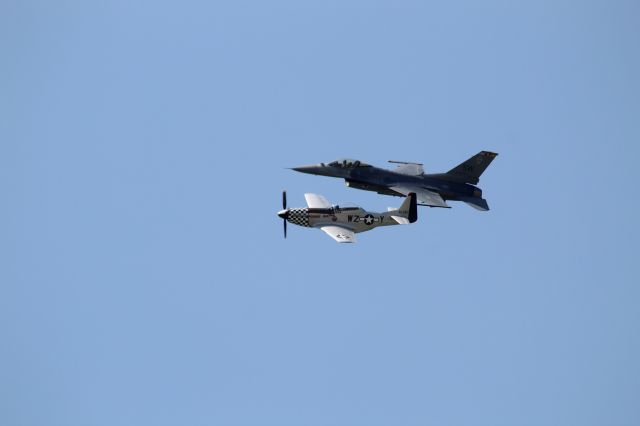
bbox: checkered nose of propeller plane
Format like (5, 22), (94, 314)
(287, 208), (310, 227)
(277, 208), (310, 227)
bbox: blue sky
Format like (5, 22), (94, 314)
(2, 1), (639, 425)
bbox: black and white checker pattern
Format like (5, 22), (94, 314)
(287, 208), (310, 227)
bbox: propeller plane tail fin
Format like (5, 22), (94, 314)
(390, 193), (418, 224)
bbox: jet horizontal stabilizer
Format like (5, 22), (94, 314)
(459, 196), (490, 211)
(418, 203), (452, 208)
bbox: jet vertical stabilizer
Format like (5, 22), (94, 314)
(445, 151), (498, 184)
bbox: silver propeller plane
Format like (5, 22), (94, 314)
(292, 151), (498, 211)
(277, 191), (417, 243)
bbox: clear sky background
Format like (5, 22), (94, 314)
(2, 1), (639, 425)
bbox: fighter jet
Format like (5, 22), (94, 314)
(277, 191), (417, 243)
(292, 151), (498, 211)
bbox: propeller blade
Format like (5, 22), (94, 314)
(284, 219), (287, 238)
(282, 191), (287, 209)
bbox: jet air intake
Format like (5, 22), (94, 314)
(345, 180), (378, 191)
(345, 180), (397, 197)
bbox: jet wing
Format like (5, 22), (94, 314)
(320, 225), (356, 243)
(391, 186), (450, 208)
(304, 193), (332, 209)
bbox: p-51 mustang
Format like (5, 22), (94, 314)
(292, 151), (498, 211)
(277, 191), (417, 243)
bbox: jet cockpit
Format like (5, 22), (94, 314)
(325, 159), (371, 168)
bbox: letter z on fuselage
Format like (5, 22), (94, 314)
(291, 151), (498, 211)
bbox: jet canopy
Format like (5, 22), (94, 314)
(326, 158), (370, 168)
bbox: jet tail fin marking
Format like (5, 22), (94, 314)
(446, 151), (498, 184)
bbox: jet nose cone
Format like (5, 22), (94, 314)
(277, 209), (289, 219)
(291, 164), (320, 174)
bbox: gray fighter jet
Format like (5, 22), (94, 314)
(278, 191), (417, 243)
(292, 151), (498, 210)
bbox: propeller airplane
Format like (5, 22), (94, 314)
(277, 191), (417, 243)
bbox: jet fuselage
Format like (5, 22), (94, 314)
(293, 164), (481, 204)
